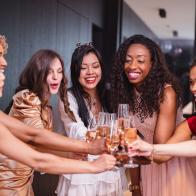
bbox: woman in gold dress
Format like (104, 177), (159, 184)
(0, 36), (116, 196)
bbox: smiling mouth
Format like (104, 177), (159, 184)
(127, 72), (140, 80)
(85, 77), (96, 84)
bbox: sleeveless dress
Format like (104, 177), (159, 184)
(132, 88), (196, 196)
(56, 91), (126, 196)
(0, 89), (52, 196)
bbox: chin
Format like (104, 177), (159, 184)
(50, 90), (59, 95)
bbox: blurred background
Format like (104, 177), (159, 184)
(0, 1), (195, 195)
(0, 0), (195, 110)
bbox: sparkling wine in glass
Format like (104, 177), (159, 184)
(123, 117), (138, 168)
(86, 116), (97, 143)
(96, 112), (110, 138)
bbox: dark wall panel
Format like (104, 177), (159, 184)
(0, 0), (58, 109)
(59, 0), (104, 28)
(56, 1), (90, 85)
(0, 0), (103, 109)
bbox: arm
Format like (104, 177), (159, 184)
(152, 86), (186, 163)
(0, 123), (115, 174)
(131, 118), (193, 159)
(0, 111), (103, 155)
(153, 117), (192, 163)
(154, 140), (196, 157)
(58, 92), (88, 140)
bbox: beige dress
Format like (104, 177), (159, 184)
(132, 87), (196, 196)
(0, 89), (52, 196)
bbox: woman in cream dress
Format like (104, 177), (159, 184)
(56, 43), (126, 196)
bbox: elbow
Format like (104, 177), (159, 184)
(29, 128), (42, 145)
(153, 155), (172, 164)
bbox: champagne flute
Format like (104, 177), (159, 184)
(117, 104), (130, 132)
(123, 116), (138, 168)
(86, 116), (97, 143)
(96, 112), (110, 138)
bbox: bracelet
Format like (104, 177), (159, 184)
(129, 184), (140, 192)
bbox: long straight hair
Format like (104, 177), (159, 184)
(70, 44), (107, 127)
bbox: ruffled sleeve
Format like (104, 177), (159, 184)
(58, 91), (87, 140)
(9, 89), (46, 129)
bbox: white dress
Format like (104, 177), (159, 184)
(55, 91), (127, 196)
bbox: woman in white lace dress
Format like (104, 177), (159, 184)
(56, 43), (126, 196)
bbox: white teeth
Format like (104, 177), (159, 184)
(128, 72), (140, 77)
(86, 77), (96, 81)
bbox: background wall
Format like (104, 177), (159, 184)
(0, 0), (104, 109)
(121, 2), (158, 41)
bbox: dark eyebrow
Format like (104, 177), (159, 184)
(126, 54), (132, 58)
(126, 54), (146, 58)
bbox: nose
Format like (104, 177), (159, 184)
(125, 59), (137, 70)
(87, 66), (93, 74)
(0, 56), (7, 69)
(52, 71), (58, 80)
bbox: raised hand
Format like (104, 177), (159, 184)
(129, 139), (153, 157)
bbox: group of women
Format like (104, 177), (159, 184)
(0, 33), (196, 196)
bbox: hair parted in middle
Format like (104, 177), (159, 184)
(109, 34), (182, 122)
(69, 43), (107, 127)
(7, 49), (75, 121)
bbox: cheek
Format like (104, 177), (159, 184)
(79, 71), (85, 80)
(98, 69), (102, 78)
(190, 83), (196, 90)
(46, 76), (51, 84)
(60, 74), (63, 81)
(143, 64), (152, 76)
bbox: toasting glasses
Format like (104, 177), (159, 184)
(117, 104), (138, 168)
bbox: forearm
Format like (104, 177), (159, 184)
(153, 119), (192, 163)
(32, 129), (90, 154)
(0, 111), (92, 154)
(33, 153), (97, 174)
(154, 140), (196, 157)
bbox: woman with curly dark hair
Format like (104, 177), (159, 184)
(109, 34), (196, 196)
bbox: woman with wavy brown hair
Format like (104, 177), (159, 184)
(109, 34), (196, 196)
(3, 49), (76, 196)
(0, 38), (116, 196)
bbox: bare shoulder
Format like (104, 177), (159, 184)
(163, 85), (177, 101)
